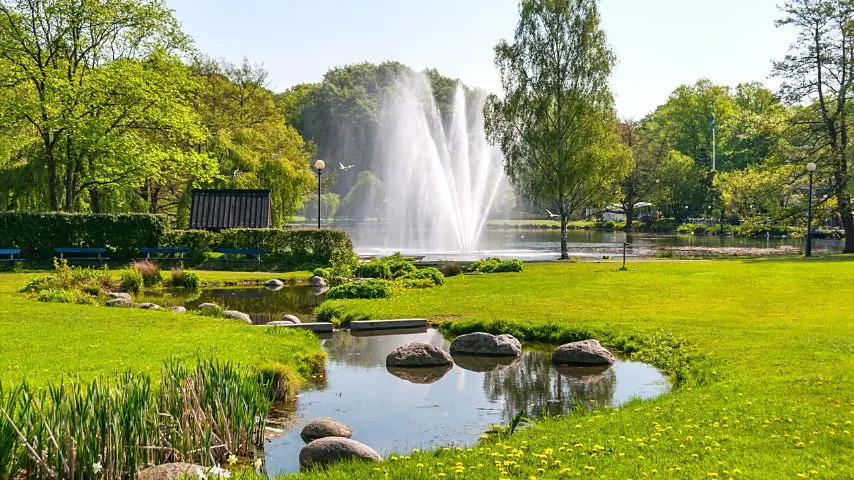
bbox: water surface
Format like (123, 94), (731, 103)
(263, 328), (668, 474)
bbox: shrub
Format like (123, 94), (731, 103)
(440, 262), (463, 277)
(20, 276), (51, 293)
(37, 288), (76, 303)
(133, 260), (163, 287)
(325, 279), (393, 300)
(170, 267), (199, 289)
(0, 212), (169, 260)
(162, 229), (221, 263)
(657, 249), (675, 258)
(400, 267), (445, 286)
(468, 258), (524, 273)
(120, 267), (144, 294)
(395, 277), (437, 289)
(385, 253), (417, 278)
(355, 260), (392, 279)
(313, 267), (333, 280)
(329, 241), (358, 281)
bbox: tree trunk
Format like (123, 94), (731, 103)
(560, 214), (569, 260)
(625, 206), (634, 230)
(89, 188), (102, 214)
(46, 150), (59, 211)
(64, 162), (75, 212)
(839, 193), (854, 253)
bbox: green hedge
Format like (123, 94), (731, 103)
(0, 212), (170, 259)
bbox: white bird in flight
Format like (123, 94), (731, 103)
(339, 162), (354, 171)
(546, 209), (559, 219)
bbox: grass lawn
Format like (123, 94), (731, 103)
(296, 258), (854, 479)
(0, 270), (323, 387)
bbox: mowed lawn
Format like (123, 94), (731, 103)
(297, 258), (854, 479)
(0, 271), (323, 387)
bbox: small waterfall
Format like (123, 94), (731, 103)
(372, 72), (505, 253)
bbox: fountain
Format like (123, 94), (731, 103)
(370, 72), (505, 253)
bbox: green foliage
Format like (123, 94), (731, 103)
(36, 288), (76, 304)
(313, 267), (333, 281)
(355, 260), (392, 279)
(169, 267), (199, 289)
(325, 279), (393, 300)
(467, 258), (524, 273)
(400, 267), (445, 286)
(133, 260), (163, 287)
(329, 241), (359, 281)
(120, 268), (144, 295)
(385, 253), (418, 278)
(162, 229), (221, 263)
(0, 212), (170, 260)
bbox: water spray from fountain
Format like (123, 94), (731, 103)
(372, 72), (505, 253)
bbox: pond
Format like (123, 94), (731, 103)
(139, 284), (324, 324)
(262, 328), (669, 474)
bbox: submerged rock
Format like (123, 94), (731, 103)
(555, 364), (612, 384)
(552, 339), (615, 366)
(452, 354), (520, 373)
(449, 332), (522, 357)
(387, 365), (452, 384)
(281, 314), (302, 324)
(300, 417), (353, 443)
(386, 342), (453, 367)
(136, 303), (160, 310)
(222, 310), (251, 324)
(299, 437), (381, 469)
(267, 320), (296, 326)
(137, 463), (231, 480)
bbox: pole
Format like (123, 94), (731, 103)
(317, 169), (322, 230)
(806, 171), (813, 257)
(711, 121), (716, 172)
(621, 242), (628, 270)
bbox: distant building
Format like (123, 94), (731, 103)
(189, 189), (271, 230)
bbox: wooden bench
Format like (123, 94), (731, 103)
(0, 248), (23, 265)
(216, 247), (265, 266)
(139, 247), (190, 266)
(54, 247), (108, 266)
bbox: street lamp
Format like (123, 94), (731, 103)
(314, 159), (326, 229)
(805, 162), (816, 257)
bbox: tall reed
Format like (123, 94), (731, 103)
(0, 359), (273, 479)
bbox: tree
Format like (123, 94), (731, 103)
(774, 0), (854, 252)
(616, 120), (665, 228)
(0, 0), (206, 212)
(485, 0), (628, 259)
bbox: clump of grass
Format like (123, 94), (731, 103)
(0, 359), (275, 479)
(120, 267), (144, 294)
(170, 267), (200, 288)
(133, 259), (163, 287)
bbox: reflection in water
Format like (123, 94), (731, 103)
(387, 365), (453, 384)
(263, 329), (668, 474)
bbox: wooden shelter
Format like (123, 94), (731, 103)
(189, 189), (271, 230)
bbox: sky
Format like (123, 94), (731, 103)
(166, 0), (797, 120)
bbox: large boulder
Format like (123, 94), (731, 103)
(552, 339), (616, 366)
(386, 342), (453, 368)
(264, 278), (285, 290)
(281, 314), (302, 324)
(300, 417), (353, 443)
(137, 303), (161, 310)
(105, 298), (131, 308)
(137, 463), (230, 480)
(196, 302), (220, 312)
(299, 437), (381, 469)
(387, 365), (452, 384)
(170, 306), (187, 313)
(449, 332), (522, 357)
(107, 292), (132, 302)
(311, 275), (328, 288)
(223, 310), (252, 324)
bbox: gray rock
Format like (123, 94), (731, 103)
(137, 303), (161, 310)
(196, 302), (220, 312)
(386, 342), (453, 367)
(311, 275), (328, 288)
(452, 355), (520, 373)
(170, 306), (187, 313)
(105, 298), (131, 308)
(281, 314), (302, 324)
(265, 278), (285, 290)
(300, 417), (353, 443)
(299, 437), (380, 469)
(137, 463), (231, 480)
(449, 332), (522, 357)
(555, 364), (612, 384)
(223, 310), (252, 324)
(552, 339), (616, 366)
(387, 365), (452, 384)
(107, 292), (132, 302)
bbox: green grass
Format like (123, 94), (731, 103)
(0, 270), (323, 387)
(290, 258), (854, 479)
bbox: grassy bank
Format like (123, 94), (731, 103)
(0, 271), (323, 387)
(297, 259), (854, 479)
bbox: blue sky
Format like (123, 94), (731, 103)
(166, 0), (796, 119)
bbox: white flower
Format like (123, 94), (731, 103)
(207, 466), (232, 479)
(92, 462), (103, 475)
(254, 458), (263, 469)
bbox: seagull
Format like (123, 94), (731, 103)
(546, 209), (559, 219)
(339, 162), (355, 171)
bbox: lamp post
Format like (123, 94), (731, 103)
(314, 159), (325, 229)
(805, 162), (816, 257)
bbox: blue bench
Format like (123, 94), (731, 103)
(0, 248), (23, 264)
(139, 247), (190, 265)
(216, 247), (265, 265)
(55, 247), (108, 265)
